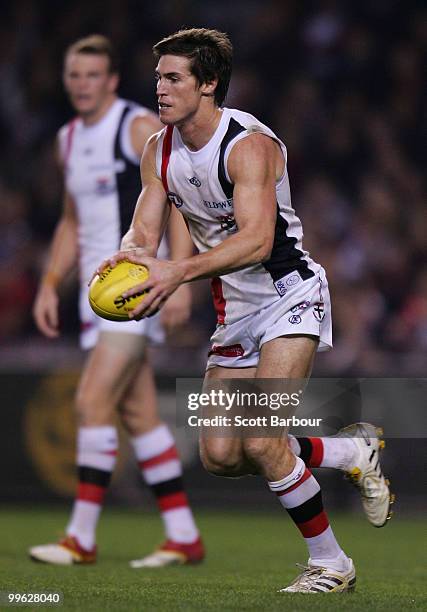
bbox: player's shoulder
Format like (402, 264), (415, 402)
(225, 107), (275, 137)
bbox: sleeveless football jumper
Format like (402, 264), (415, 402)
(58, 98), (165, 349)
(156, 107), (332, 366)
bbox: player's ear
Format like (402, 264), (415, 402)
(108, 72), (120, 93)
(200, 78), (218, 98)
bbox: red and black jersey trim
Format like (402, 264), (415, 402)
(263, 204), (315, 282)
(217, 117), (314, 283)
(210, 277), (227, 324)
(161, 125), (174, 193)
(113, 103), (142, 239)
(218, 117), (246, 199)
(64, 118), (77, 165)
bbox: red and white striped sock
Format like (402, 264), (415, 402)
(269, 456), (350, 571)
(132, 424), (199, 544)
(66, 426), (118, 550)
(288, 435), (356, 470)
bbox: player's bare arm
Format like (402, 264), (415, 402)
(160, 205), (194, 330)
(132, 120), (194, 327)
(33, 189), (78, 337)
(176, 133), (283, 278)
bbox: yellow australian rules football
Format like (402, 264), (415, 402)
(89, 261), (149, 321)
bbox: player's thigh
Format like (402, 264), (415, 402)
(77, 331), (145, 412)
(256, 335), (318, 378)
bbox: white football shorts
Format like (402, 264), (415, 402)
(79, 287), (164, 351)
(206, 267), (332, 370)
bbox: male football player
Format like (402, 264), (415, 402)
(99, 29), (392, 592)
(30, 35), (204, 568)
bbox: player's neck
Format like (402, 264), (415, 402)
(178, 105), (223, 151)
(80, 94), (118, 126)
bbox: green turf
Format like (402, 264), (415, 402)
(0, 508), (425, 611)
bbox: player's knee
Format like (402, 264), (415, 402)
(200, 444), (242, 476)
(74, 386), (113, 426)
(119, 398), (160, 435)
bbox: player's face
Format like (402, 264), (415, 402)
(155, 55), (209, 125)
(63, 53), (118, 118)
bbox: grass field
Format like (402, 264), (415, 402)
(0, 508), (425, 611)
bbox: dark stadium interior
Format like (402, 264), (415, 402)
(0, 1), (425, 512)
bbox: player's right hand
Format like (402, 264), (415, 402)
(91, 248), (149, 285)
(33, 283), (60, 338)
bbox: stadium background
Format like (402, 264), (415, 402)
(0, 0), (425, 516)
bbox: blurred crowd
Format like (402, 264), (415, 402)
(0, 0), (425, 375)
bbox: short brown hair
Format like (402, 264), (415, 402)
(65, 34), (118, 73)
(153, 28), (232, 106)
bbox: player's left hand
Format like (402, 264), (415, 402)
(112, 251), (185, 319)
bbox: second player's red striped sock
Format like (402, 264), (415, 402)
(66, 425), (118, 550)
(132, 424), (199, 544)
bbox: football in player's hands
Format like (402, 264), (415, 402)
(89, 261), (149, 321)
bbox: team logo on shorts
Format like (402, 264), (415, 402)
(313, 303), (325, 322)
(288, 315), (302, 324)
(291, 300), (311, 313)
(189, 176), (201, 187)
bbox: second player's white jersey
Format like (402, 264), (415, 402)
(156, 107), (320, 325)
(58, 98), (162, 286)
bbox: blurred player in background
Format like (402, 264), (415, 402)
(102, 28), (392, 593)
(29, 35), (204, 568)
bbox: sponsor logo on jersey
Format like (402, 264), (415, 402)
(167, 191), (184, 208)
(291, 300), (311, 313)
(274, 271), (302, 296)
(218, 214), (237, 233)
(288, 315), (302, 324)
(204, 198), (233, 209)
(189, 176), (201, 187)
(313, 302), (325, 322)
